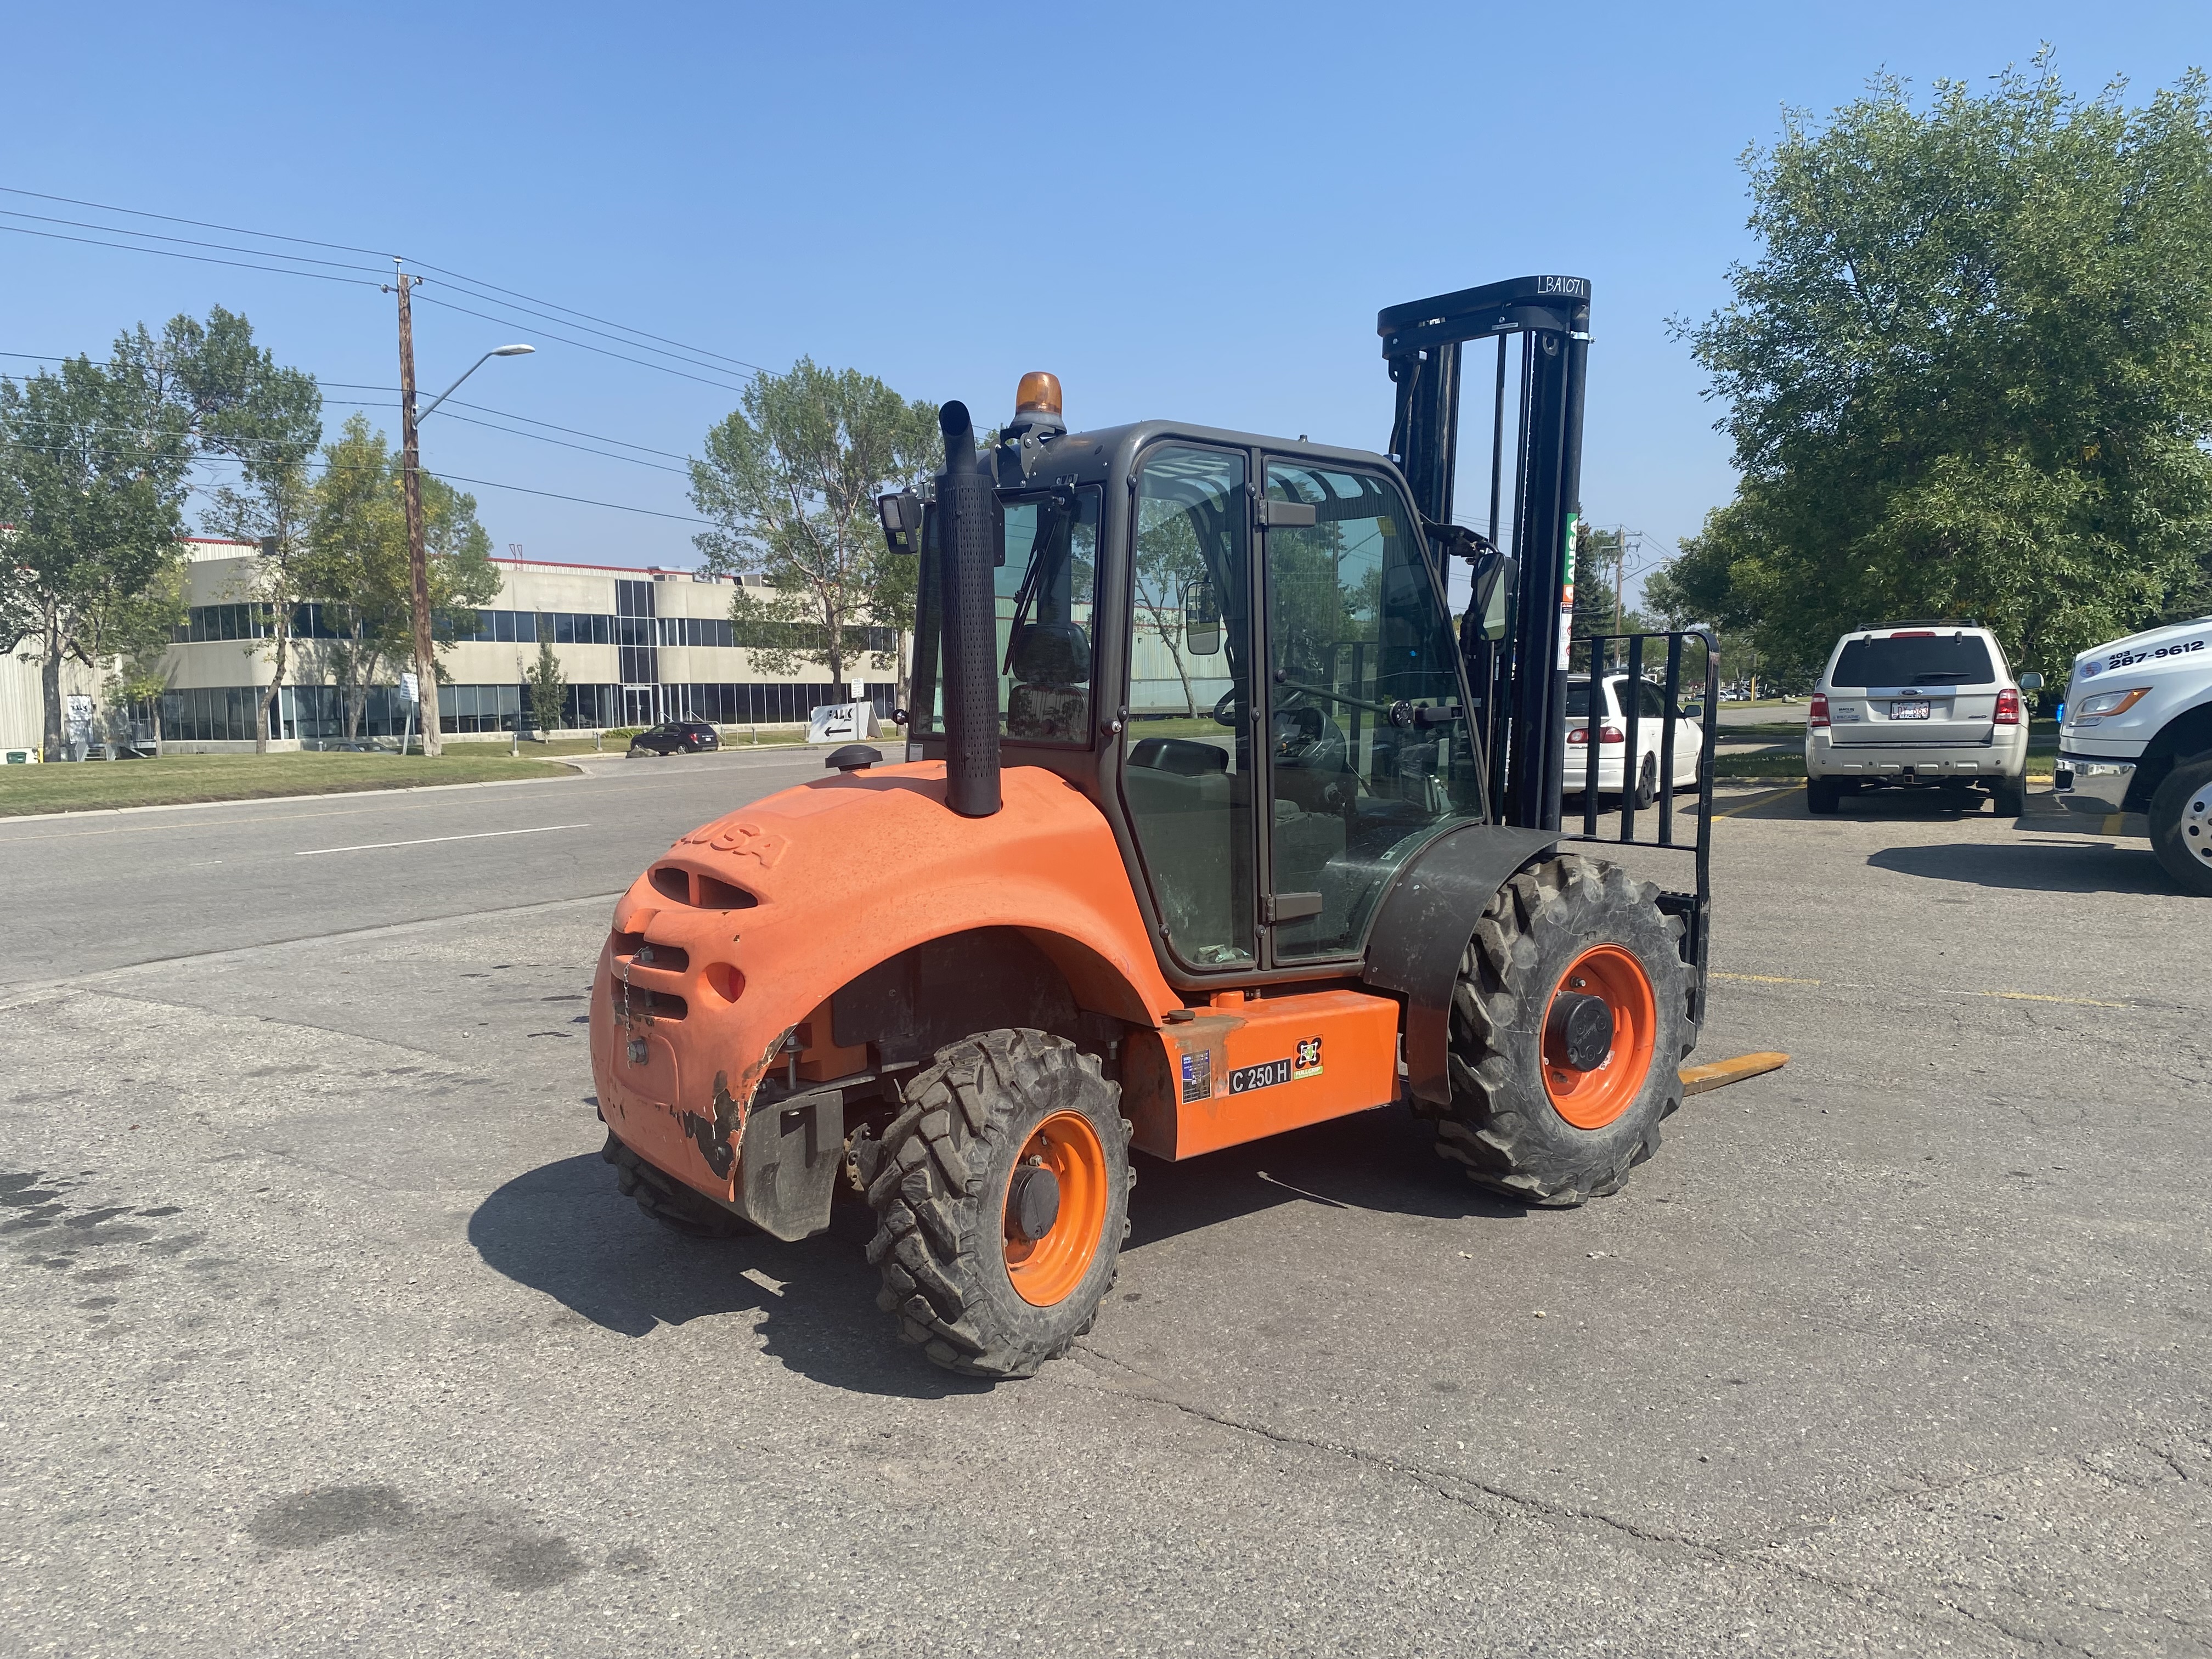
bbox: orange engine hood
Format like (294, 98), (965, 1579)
(589, 760), (1178, 1200)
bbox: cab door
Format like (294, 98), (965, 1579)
(1257, 457), (1486, 962)
(1115, 443), (1259, 972)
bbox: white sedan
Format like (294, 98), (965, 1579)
(1565, 673), (1706, 805)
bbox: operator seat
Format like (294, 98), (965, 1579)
(1006, 620), (1091, 741)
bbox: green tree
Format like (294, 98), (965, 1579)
(0, 308), (325, 755)
(526, 636), (568, 735)
(1673, 59), (2212, 682)
(1571, 526), (1654, 646)
(168, 308), (324, 752)
(0, 353), (191, 755)
(298, 415), (497, 741)
(690, 358), (939, 687)
(1132, 504), (1207, 715)
(100, 558), (190, 752)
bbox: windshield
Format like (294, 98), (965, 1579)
(1831, 634), (1994, 688)
(911, 487), (1102, 744)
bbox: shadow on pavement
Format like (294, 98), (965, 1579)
(1867, 839), (2172, 894)
(469, 1152), (987, 1398)
(1128, 1105), (1525, 1250)
(471, 1111), (1523, 1393)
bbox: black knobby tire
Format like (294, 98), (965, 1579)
(1807, 777), (1840, 814)
(601, 1132), (754, 1238)
(1438, 854), (1691, 1206)
(1990, 772), (2027, 818)
(2148, 752), (2212, 898)
(857, 1029), (1130, 1378)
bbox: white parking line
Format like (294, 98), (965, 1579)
(295, 823), (589, 856)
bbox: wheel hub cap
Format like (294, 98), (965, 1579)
(1002, 1111), (1108, 1307)
(1542, 945), (1659, 1130)
(1546, 991), (1616, 1071)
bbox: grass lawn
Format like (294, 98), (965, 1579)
(0, 751), (574, 816)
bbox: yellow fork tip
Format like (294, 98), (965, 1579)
(1678, 1051), (1792, 1096)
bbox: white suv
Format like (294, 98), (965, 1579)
(1804, 623), (2036, 815)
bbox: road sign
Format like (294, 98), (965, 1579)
(399, 672), (420, 706)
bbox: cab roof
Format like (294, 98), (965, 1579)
(1008, 419), (1402, 490)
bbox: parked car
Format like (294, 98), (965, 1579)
(2053, 612), (2212, 895)
(628, 720), (721, 757)
(1804, 622), (2036, 815)
(1565, 673), (1706, 805)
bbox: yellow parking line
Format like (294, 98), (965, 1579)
(1715, 782), (1805, 817)
(1712, 971), (1821, 985)
(2101, 814), (2125, 836)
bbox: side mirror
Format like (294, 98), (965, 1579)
(1680, 701), (1705, 721)
(1183, 577), (1222, 656)
(877, 489), (923, 555)
(2018, 672), (2044, 691)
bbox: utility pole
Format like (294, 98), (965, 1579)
(1612, 529), (1627, 639)
(395, 262), (442, 758)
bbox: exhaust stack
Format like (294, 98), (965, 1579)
(936, 400), (1001, 817)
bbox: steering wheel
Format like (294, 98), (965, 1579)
(1272, 704), (1328, 764)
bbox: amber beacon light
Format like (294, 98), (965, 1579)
(1015, 371), (1063, 416)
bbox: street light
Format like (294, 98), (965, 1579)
(416, 343), (537, 424)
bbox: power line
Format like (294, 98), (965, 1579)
(0, 222), (384, 287)
(4, 352), (699, 469)
(420, 472), (709, 526)
(411, 291), (755, 395)
(3, 438), (708, 524)
(410, 264), (769, 376)
(317, 383), (693, 459)
(431, 409), (690, 474)
(1, 183), (768, 379)
(0, 184), (398, 259)
(417, 272), (765, 379)
(0, 208), (392, 277)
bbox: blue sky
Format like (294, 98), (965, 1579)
(4, 2), (2204, 596)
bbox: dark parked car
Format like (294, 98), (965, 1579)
(628, 720), (720, 757)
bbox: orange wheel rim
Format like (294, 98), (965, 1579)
(1542, 945), (1657, 1130)
(1002, 1110), (1108, 1307)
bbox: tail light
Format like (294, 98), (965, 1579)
(1567, 724), (1625, 745)
(1994, 688), (2022, 725)
(1809, 693), (1831, 729)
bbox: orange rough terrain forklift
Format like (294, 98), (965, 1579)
(591, 276), (1723, 1377)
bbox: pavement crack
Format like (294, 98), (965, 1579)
(1066, 1340), (1715, 1551)
(1068, 1342), (2154, 1657)
(52, 988), (456, 1064)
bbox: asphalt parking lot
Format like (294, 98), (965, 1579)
(3, 754), (2208, 1657)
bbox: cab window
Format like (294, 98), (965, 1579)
(1119, 445), (1255, 967)
(1262, 460), (1483, 961)
(911, 487), (1101, 744)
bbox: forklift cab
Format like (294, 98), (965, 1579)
(900, 417), (1483, 989)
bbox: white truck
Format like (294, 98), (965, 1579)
(2053, 614), (2212, 895)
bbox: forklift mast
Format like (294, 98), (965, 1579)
(1379, 275), (1592, 831)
